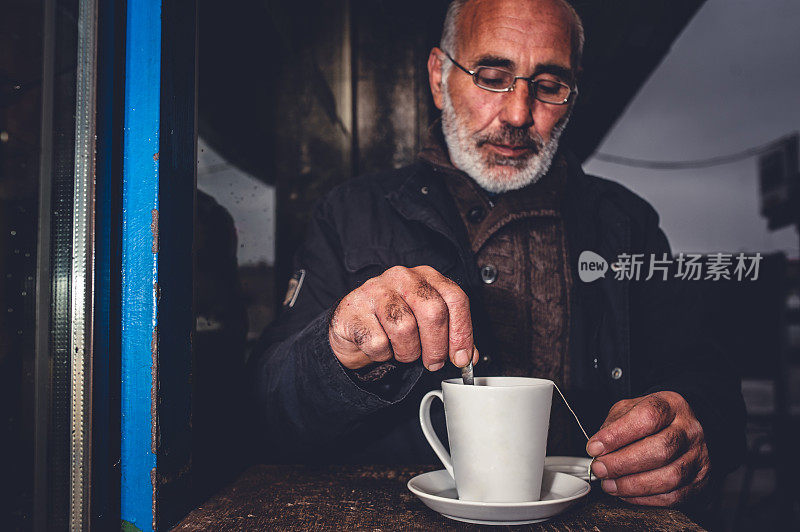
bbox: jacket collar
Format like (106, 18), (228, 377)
(387, 130), (603, 246)
(385, 160), (472, 260)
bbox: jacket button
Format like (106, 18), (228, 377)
(420, 186), (429, 195)
(467, 206), (485, 223)
(481, 354), (491, 364)
(611, 367), (623, 380)
(480, 264), (498, 284)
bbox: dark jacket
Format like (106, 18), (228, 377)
(249, 153), (746, 477)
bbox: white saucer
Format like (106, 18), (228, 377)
(544, 456), (594, 481)
(407, 470), (590, 525)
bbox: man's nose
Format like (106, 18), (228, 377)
(499, 80), (535, 129)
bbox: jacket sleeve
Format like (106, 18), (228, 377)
(247, 198), (424, 457)
(629, 206), (746, 478)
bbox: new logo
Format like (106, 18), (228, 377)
(578, 251), (608, 283)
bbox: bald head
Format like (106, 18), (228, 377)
(440, 0), (584, 76)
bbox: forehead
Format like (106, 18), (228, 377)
(457, 0), (573, 67)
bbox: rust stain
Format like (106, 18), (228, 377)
(153, 152), (159, 161)
(151, 467), (157, 532)
(151, 209), (159, 253)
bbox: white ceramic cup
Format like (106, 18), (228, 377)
(419, 376), (554, 503)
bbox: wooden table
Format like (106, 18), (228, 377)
(172, 465), (703, 531)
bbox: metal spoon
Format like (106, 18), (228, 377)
(461, 361), (474, 385)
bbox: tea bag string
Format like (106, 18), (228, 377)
(552, 382), (589, 441)
(552, 382), (596, 482)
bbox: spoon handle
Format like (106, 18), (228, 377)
(460, 362), (474, 385)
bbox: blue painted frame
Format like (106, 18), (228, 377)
(121, 0), (161, 529)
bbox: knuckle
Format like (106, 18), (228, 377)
(604, 400), (634, 427)
(436, 273), (459, 289)
(449, 331), (472, 349)
(355, 284), (384, 305)
(619, 475), (642, 494)
(610, 423), (631, 446)
(690, 451), (706, 474)
(385, 265), (408, 278)
(348, 322), (370, 347)
(648, 395), (672, 419)
(420, 301), (448, 326)
(359, 276), (381, 293)
(687, 417), (705, 441)
(659, 431), (684, 462)
(662, 490), (682, 507)
(695, 459), (711, 485)
(393, 316), (417, 336)
(415, 279), (438, 301)
(602, 458), (621, 478)
(639, 407), (663, 433)
(383, 300), (411, 327)
(412, 264), (437, 276)
(330, 312), (345, 338)
(667, 463), (685, 486)
(365, 335), (390, 355)
(614, 398), (634, 410)
(444, 276), (466, 294)
(425, 351), (447, 363)
(331, 300), (344, 321)
(444, 290), (470, 317)
(657, 443), (672, 464)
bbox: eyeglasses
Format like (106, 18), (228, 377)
(444, 52), (577, 105)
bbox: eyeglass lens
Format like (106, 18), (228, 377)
(473, 67), (570, 103)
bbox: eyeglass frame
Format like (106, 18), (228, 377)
(443, 51), (578, 105)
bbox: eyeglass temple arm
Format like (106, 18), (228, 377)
(443, 51), (474, 76)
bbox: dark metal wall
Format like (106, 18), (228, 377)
(0, 2), (44, 525)
(199, 0), (450, 289)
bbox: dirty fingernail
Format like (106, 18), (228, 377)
(601, 479), (617, 494)
(587, 440), (605, 457)
(455, 349), (470, 367)
(429, 362), (444, 371)
(592, 460), (608, 479)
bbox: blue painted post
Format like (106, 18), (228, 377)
(121, 0), (161, 530)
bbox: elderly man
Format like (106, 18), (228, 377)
(250, 0), (745, 508)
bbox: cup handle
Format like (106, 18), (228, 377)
(419, 389), (453, 478)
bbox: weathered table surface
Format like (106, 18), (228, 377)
(172, 465), (703, 531)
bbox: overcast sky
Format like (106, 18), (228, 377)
(584, 0), (800, 258)
(197, 137), (276, 265)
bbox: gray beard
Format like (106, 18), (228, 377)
(441, 82), (569, 193)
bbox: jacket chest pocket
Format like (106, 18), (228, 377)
(343, 246), (459, 290)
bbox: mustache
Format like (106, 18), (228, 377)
(475, 126), (543, 153)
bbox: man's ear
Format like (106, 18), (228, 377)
(428, 47), (446, 110)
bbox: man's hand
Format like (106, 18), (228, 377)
(329, 265), (478, 371)
(586, 391), (710, 506)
